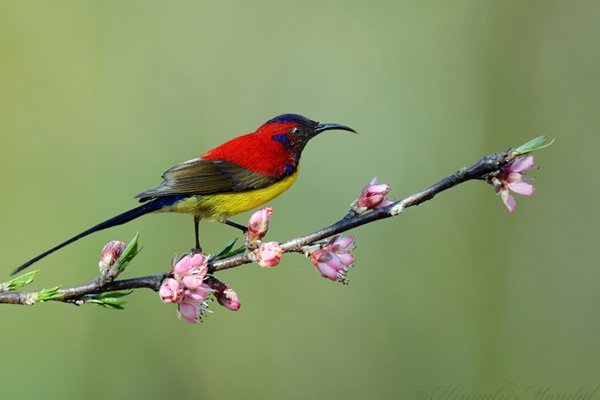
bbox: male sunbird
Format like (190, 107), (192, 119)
(13, 114), (356, 275)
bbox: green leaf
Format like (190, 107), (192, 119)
(514, 136), (555, 155)
(88, 299), (127, 310)
(213, 238), (238, 260)
(117, 232), (142, 273)
(87, 291), (132, 310)
(0, 270), (38, 292)
(213, 243), (246, 261)
(37, 286), (62, 302)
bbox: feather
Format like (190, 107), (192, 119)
(135, 158), (278, 201)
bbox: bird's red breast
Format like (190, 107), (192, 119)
(202, 121), (298, 177)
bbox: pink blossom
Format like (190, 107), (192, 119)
(215, 287), (241, 311)
(184, 282), (212, 301)
(173, 253), (207, 277)
(173, 253), (208, 291)
(177, 282), (212, 324)
(160, 252), (213, 323)
(328, 235), (354, 253)
(247, 208), (273, 242)
(98, 240), (127, 272)
(310, 235), (355, 282)
(178, 298), (207, 324)
(352, 178), (393, 214)
(255, 241), (283, 268)
(311, 249), (344, 280)
(173, 256), (191, 276)
(159, 278), (184, 304)
(492, 155), (535, 213)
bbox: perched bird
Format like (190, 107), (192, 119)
(12, 114), (356, 275)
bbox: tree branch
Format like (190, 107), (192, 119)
(0, 147), (518, 306)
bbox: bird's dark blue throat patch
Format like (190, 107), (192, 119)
(272, 134), (291, 150)
(283, 164), (294, 176)
(266, 114), (317, 126)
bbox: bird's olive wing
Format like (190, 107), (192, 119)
(135, 158), (278, 201)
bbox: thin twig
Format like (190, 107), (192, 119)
(0, 149), (513, 305)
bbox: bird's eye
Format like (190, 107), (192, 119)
(291, 126), (301, 135)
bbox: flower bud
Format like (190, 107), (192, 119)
(309, 235), (356, 282)
(255, 241), (283, 268)
(215, 287), (241, 311)
(247, 208), (273, 242)
(98, 240), (127, 281)
(310, 249), (343, 281)
(352, 178), (393, 214)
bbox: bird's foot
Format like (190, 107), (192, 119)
(224, 219), (248, 234)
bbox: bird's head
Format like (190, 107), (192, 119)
(257, 114), (357, 155)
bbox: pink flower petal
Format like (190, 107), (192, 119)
(313, 250), (340, 268)
(174, 256), (192, 276)
(500, 190), (516, 213)
(337, 253), (354, 266)
(190, 253), (206, 268)
(184, 288), (207, 301)
(317, 262), (339, 280)
(324, 253), (342, 270)
(508, 181), (534, 196)
(368, 184), (390, 194)
(159, 278), (182, 303)
(178, 303), (199, 324)
(510, 155), (534, 173)
(182, 276), (203, 290)
(159, 287), (174, 303)
(376, 199), (395, 209)
(507, 172), (523, 183)
(329, 235), (354, 251)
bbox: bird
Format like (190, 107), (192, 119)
(12, 114), (356, 275)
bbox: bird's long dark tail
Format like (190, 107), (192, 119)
(11, 199), (167, 275)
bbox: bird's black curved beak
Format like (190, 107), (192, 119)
(315, 122), (358, 134)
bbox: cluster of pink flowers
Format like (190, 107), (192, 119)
(159, 253), (240, 324)
(159, 253), (211, 324)
(310, 235), (355, 283)
(351, 177), (394, 214)
(491, 155), (535, 213)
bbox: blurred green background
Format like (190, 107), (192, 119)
(1, 1), (598, 399)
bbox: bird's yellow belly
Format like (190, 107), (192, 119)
(163, 169), (299, 221)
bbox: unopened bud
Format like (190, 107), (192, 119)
(247, 208), (273, 242)
(98, 240), (127, 282)
(254, 241), (283, 268)
(352, 177), (392, 214)
(215, 287), (241, 311)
